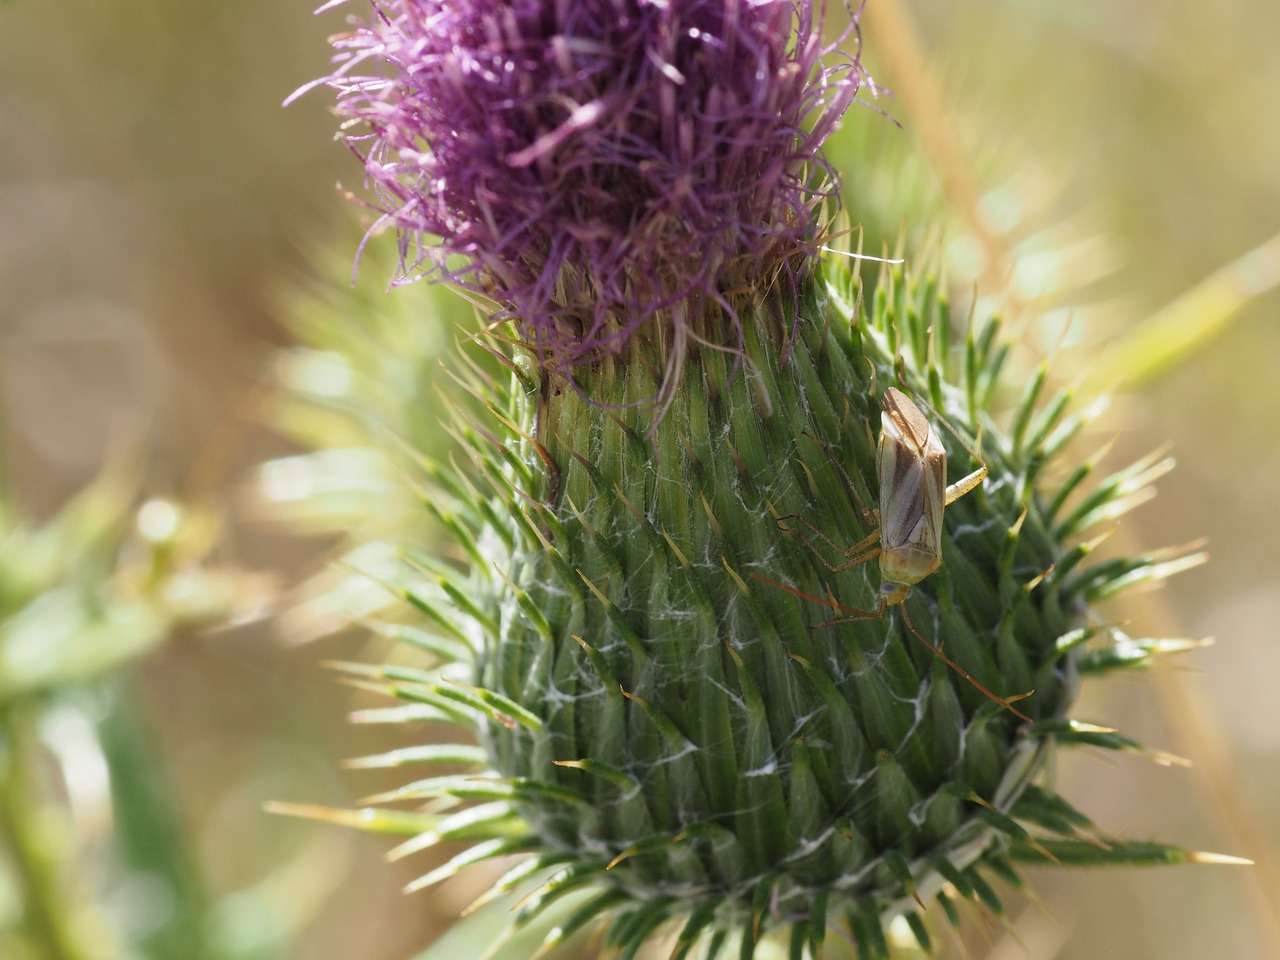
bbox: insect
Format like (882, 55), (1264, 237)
(754, 387), (1032, 722)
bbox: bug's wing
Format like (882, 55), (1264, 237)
(916, 437), (947, 552)
(878, 390), (947, 570)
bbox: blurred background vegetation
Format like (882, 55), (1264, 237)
(1, 1), (1277, 958)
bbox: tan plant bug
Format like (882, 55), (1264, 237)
(755, 386), (1033, 722)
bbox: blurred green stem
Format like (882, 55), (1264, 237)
(0, 703), (99, 960)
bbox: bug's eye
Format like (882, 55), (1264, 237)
(881, 582), (911, 603)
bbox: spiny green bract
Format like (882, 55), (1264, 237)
(288, 254), (1207, 959)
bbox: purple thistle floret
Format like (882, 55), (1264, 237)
(308, 0), (860, 374)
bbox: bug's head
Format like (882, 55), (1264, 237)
(880, 580), (912, 606)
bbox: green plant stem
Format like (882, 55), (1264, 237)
(0, 703), (99, 960)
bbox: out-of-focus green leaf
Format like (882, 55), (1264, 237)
(0, 464), (135, 614)
(253, 449), (406, 532)
(0, 589), (167, 705)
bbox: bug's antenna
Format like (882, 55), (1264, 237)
(898, 605), (1033, 723)
(750, 573), (865, 615)
(753, 573), (1035, 722)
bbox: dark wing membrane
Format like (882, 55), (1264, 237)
(878, 429), (926, 550)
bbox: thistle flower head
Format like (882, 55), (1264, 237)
(315, 0), (859, 370)
(283, 2), (1229, 957)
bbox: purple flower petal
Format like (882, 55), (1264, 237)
(311, 0), (862, 374)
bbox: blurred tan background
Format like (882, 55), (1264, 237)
(1, 0), (1278, 958)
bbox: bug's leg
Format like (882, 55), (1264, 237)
(898, 605), (1033, 723)
(826, 542), (882, 574)
(749, 574), (881, 624)
(944, 461), (988, 506)
(799, 432), (878, 528)
(816, 596), (886, 629)
(940, 404), (987, 505)
(777, 513), (881, 571)
(907, 392), (990, 506)
(824, 545), (885, 576)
